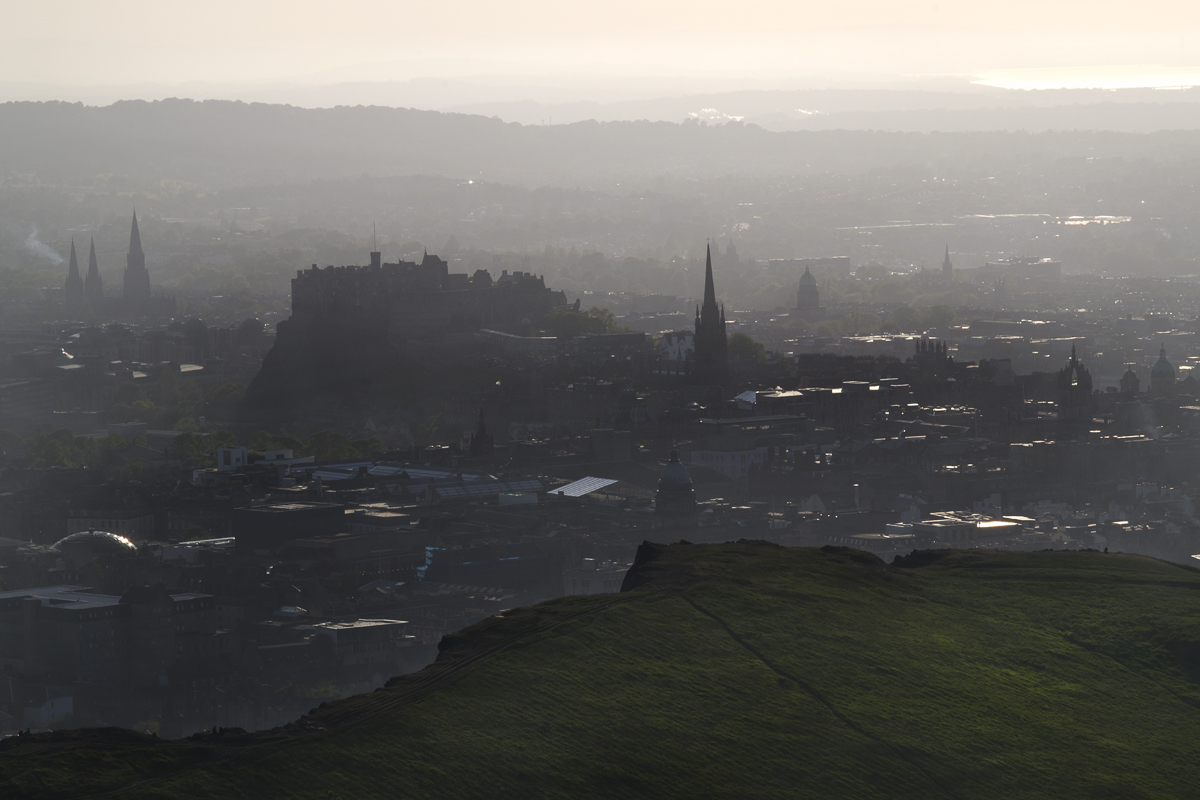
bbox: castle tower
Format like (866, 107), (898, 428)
(692, 244), (728, 384)
(123, 211), (151, 314)
(85, 238), (103, 300)
(943, 246), (953, 281)
(64, 240), (84, 312)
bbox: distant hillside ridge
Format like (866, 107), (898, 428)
(6, 99), (1200, 187)
(6, 543), (1200, 799)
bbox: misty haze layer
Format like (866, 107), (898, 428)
(8, 99), (1200, 188)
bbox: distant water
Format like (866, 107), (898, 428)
(975, 65), (1200, 90)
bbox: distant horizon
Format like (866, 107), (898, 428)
(7, 65), (1200, 111)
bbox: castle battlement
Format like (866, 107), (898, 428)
(291, 252), (557, 327)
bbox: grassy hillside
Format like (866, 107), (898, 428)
(5, 543), (1200, 799)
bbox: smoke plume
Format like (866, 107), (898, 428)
(24, 227), (63, 264)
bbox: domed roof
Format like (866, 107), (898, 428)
(52, 530), (138, 561)
(659, 448), (692, 487)
(799, 267), (817, 286)
(1123, 366), (1139, 379)
(1152, 346), (1174, 374)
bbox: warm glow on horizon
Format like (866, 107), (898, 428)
(976, 65), (1200, 90)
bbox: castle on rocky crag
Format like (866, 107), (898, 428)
(245, 248), (568, 411)
(289, 249), (565, 340)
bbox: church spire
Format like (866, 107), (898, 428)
(86, 238), (103, 299)
(702, 243), (718, 314)
(67, 240), (80, 281)
(124, 210), (151, 314)
(65, 240), (83, 305)
(129, 211), (143, 258)
(692, 242), (729, 385)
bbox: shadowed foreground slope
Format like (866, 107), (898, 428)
(5, 543), (1200, 799)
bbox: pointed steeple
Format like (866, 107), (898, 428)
(693, 242), (729, 384)
(702, 243), (718, 314)
(85, 238), (103, 299)
(67, 240), (80, 280)
(129, 211), (143, 258)
(64, 240), (83, 304)
(124, 210), (151, 314)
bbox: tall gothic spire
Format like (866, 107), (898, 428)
(65, 240), (83, 308)
(124, 210), (151, 314)
(692, 242), (729, 384)
(702, 243), (718, 314)
(67, 240), (80, 281)
(129, 210), (143, 258)
(86, 238), (103, 299)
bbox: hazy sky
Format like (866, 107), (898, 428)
(6, 0), (1200, 90)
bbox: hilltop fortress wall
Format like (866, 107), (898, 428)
(290, 254), (565, 337)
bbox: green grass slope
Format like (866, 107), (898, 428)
(6, 543), (1200, 799)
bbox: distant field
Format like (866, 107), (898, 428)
(5, 543), (1200, 799)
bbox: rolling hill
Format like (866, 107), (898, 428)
(6, 99), (1200, 187)
(4, 542), (1200, 799)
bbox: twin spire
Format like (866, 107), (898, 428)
(86, 238), (102, 298)
(64, 241), (83, 307)
(63, 212), (144, 315)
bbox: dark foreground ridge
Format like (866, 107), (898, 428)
(5, 543), (1200, 799)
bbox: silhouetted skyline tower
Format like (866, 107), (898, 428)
(692, 243), (728, 384)
(123, 211), (151, 313)
(1120, 365), (1140, 395)
(64, 240), (84, 311)
(796, 266), (820, 312)
(1151, 345), (1176, 395)
(85, 238), (103, 300)
(469, 408), (494, 457)
(1056, 344), (1094, 422)
(942, 246), (954, 281)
